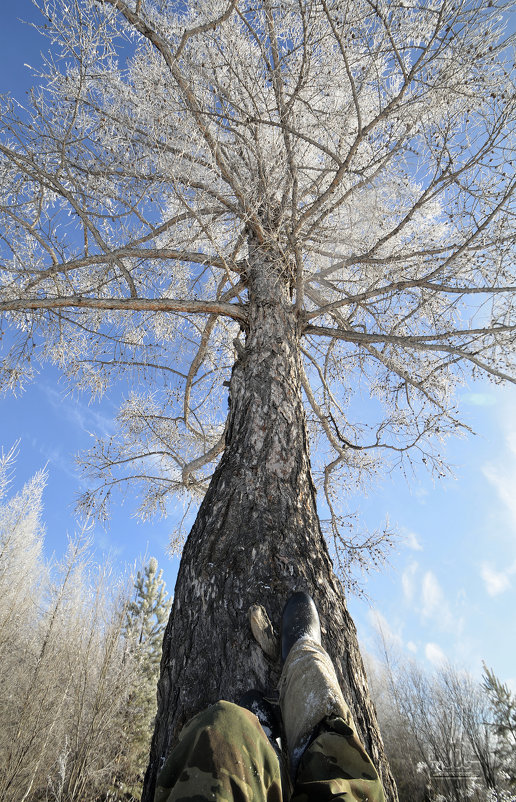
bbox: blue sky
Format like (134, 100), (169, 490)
(346, 382), (516, 685)
(1, 1), (515, 688)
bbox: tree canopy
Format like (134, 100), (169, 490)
(0, 0), (514, 573)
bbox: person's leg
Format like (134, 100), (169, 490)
(279, 594), (385, 802)
(154, 700), (283, 802)
(292, 714), (385, 802)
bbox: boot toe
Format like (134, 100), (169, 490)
(281, 591), (321, 663)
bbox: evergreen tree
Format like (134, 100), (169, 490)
(126, 558), (170, 675)
(122, 559), (171, 796)
(483, 665), (516, 789)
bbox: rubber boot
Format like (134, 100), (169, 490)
(278, 592), (355, 777)
(280, 591), (321, 662)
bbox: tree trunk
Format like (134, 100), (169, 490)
(142, 244), (397, 802)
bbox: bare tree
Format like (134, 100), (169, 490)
(365, 651), (429, 802)
(0, 444), (46, 653)
(369, 632), (510, 802)
(0, 525), (133, 802)
(0, 455), (148, 802)
(1, 0), (515, 798)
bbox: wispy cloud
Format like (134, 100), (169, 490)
(421, 571), (445, 618)
(404, 530), (423, 551)
(425, 642), (447, 666)
(462, 392), (496, 407)
(413, 485), (429, 503)
(30, 439), (81, 483)
(482, 398), (516, 533)
(367, 609), (403, 649)
(420, 570), (459, 634)
(402, 561), (419, 603)
(95, 530), (124, 558)
(483, 463), (516, 530)
(41, 384), (114, 439)
(480, 561), (516, 596)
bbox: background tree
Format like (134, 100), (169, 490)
(123, 558), (171, 797)
(368, 640), (514, 802)
(0, 449), (170, 802)
(0, 0), (515, 799)
(483, 665), (516, 790)
(0, 444), (46, 658)
(365, 652), (429, 802)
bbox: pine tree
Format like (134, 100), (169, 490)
(126, 558), (170, 676)
(122, 559), (171, 796)
(483, 665), (516, 789)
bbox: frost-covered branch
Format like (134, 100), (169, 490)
(0, 0), (514, 569)
(0, 295), (246, 322)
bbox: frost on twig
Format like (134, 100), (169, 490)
(1, 0), (515, 586)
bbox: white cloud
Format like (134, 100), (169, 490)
(480, 562), (515, 596)
(404, 531), (423, 551)
(425, 642), (447, 666)
(420, 571), (459, 634)
(482, 397), (516, 533)
(35, 443), (79, 481)
(463, 392), (496, 407)
(421, 571), (443, 618)
(96, 530), (124, 557)
(367, 609), (418, 659)
(42, 384), (114, 439)
(413, 485), (429, 502)
(402, 561), (419, 603)
(367, 609), (403, 648)
(482, 462), (516, 530)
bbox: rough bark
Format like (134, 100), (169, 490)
(142, 244), (397, 801)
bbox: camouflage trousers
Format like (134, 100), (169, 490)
(154, 700), (385, 802)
